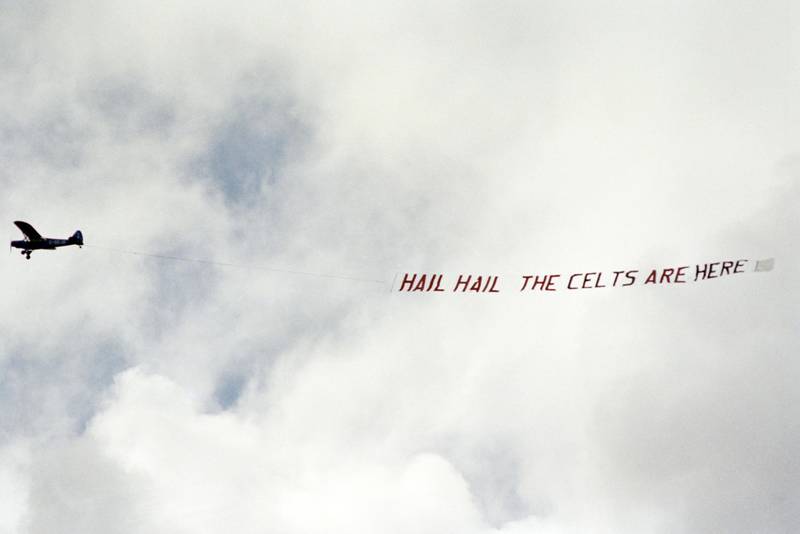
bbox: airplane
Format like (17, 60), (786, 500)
(10, 221), (83, 259)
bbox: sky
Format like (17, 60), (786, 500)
(1, 1), (798, 532)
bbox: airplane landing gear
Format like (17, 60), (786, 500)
(21, 250), (31, 259)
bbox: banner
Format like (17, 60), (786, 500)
(395, 258), (775, 294)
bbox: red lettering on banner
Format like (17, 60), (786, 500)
(399, 273), (417, 292)
(568, 273), (582, 290)
(413, 275), (427, 291)
(487, 276), (500, 293)
(520, 274), (560, 291)
(454, 275), (471, 292)
(695, 264), (708, 281)
(544, 274), (560, 291)
(469, 277), (483, 292)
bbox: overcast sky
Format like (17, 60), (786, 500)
(1, 1), (798, 533)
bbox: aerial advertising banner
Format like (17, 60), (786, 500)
(395, 258), (775, 294)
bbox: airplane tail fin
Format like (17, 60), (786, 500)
(70, 230), (83, 246)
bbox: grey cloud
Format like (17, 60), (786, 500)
(86, 80), (177, 141)
(24, 439), (149, 534)
(197, 84), (308, 206)
(213, 371), (246, 410)
(0, 338), (128, 441)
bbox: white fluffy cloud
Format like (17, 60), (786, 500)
(2, 1), (798, 533)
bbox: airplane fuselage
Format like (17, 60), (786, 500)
(11, 238), (71, 251)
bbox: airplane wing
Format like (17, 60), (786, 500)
(14, 221), (44, 241)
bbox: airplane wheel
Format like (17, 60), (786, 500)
(25, 253), (31, 260)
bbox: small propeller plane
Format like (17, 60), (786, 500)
(10, 221), (83, 259)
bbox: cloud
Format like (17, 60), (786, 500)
(1, 1), (798, 533)
(22, 369), (490, 534)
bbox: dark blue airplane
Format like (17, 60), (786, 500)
(11, 221), (83, 259)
